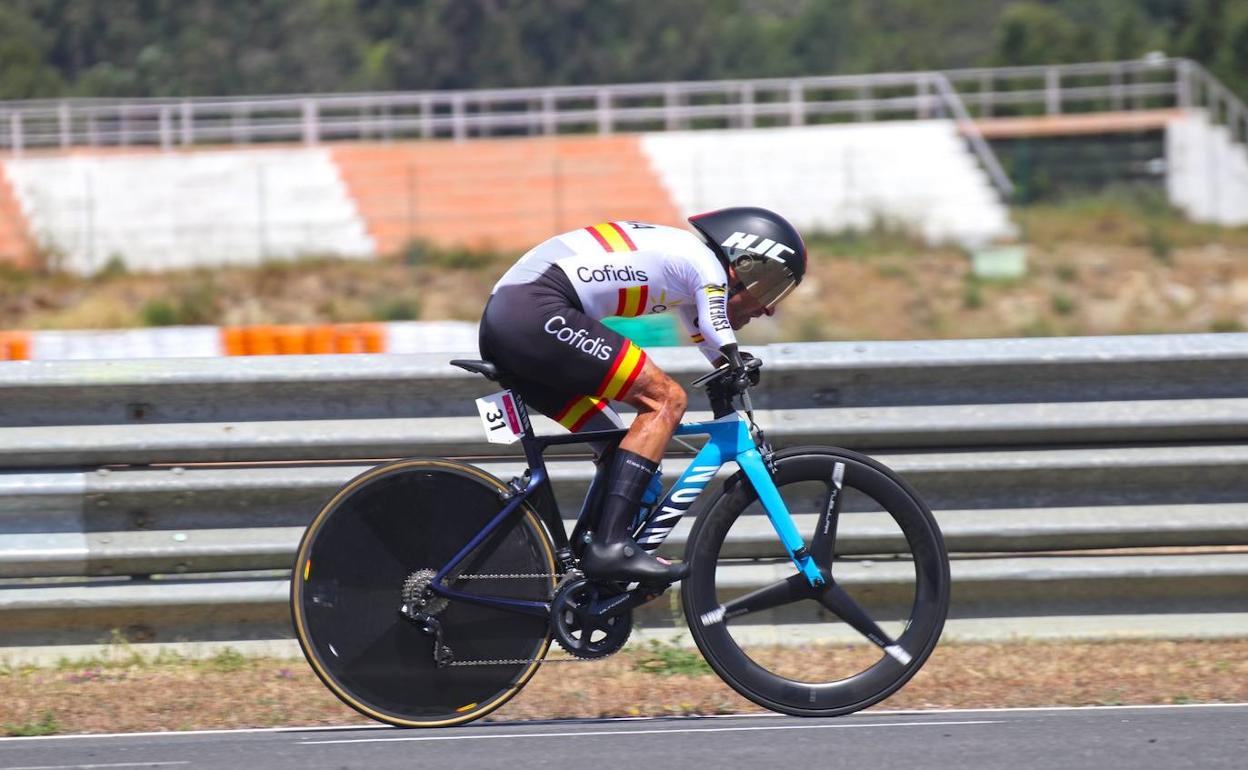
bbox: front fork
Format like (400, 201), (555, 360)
(738, 398), (826, 589)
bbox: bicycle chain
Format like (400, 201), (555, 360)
(436, 572), (623, 667)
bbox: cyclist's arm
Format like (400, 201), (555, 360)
(676, 305), (724, 364)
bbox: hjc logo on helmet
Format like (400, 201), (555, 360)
(720, 232), (797, 261)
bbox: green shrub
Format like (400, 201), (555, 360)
(139, 299), (178, 326)
(1051, 292), (1076, 316)
(373, 298), (422, 321)
(632, 640), (712, 677)
(4, 710), (59, 737)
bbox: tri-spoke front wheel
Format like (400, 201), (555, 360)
(681, 447), (950, 716)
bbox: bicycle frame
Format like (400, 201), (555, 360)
(430, 394), (825, 618)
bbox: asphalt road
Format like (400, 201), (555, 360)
(1, 704), (1244, 770)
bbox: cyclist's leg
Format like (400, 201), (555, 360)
(479, 274), (687, 582)
(580, 358), (689, 580)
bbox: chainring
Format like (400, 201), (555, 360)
(551, 578), (632, 659)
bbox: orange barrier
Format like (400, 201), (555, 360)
(220, 323), (386, 356)
(0, 331), (31, 360)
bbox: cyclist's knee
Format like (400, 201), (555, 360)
(663, 377), (688, 421)
(624, 364), (686, 423)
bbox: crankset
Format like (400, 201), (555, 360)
(551, 578), (633, 659)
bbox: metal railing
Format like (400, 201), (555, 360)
(1, 335), (1247, 647)
(1, 57), (1237, 157)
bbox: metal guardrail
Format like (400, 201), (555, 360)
(1, 335), (1247, 646)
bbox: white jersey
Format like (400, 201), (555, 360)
(492, 221), (736, 361)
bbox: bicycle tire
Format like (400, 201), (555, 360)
(291, 458), (558, 727)
(681, 446), (950, 717)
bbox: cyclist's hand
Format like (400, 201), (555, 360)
(738, 351), (762, 387)
(718, 344), (761, 394)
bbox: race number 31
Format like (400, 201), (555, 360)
(476, 390), (523, 444)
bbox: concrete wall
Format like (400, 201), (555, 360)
(1167, 109), (1248, 226)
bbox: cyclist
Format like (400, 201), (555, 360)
(478, 207), (806, 584)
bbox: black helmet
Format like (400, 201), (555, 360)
(688, 206), (806, 309)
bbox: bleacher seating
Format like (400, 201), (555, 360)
(0, 166), (32, 267)
(0, 119), (1024, 272)
(1167, 109), (1248, 226)
(642, 121), (1016, 246)
(330, 136), (682, 255)
(3, 148), (374, 273)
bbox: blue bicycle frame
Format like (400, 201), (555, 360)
(430, 395), (825, 618)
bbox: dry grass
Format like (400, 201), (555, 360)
(4, 195), (1248, 340)
(2, 639), (1245, 736)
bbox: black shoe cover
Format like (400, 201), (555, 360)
(581, 537), (690, 584)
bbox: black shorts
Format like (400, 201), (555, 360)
(479, 266), (646, 432)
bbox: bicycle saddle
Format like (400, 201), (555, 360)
(450, 359), (501, 382)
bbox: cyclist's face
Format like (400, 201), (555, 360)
(726, 271), (775, 329)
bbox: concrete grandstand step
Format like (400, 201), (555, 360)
(0, 165), (33, 268)
(642, 120), (1015, 245)
(3, 149), (376, 272)
(331, 137), (681, 254)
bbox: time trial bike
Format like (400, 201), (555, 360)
(290, 355), (950, 726)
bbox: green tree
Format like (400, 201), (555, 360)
(993, 2), (1085, 66)
(0, 6), (64, 98)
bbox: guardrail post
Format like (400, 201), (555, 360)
(180, 101), (194, 146)
(119, 105), (131, 146)
(420, 95), (434, 139)
(302, 100), (319, 145)
(1173, 60), (1190, 109)
(9, 112), (23, 156)
(543, 91), (557, 135)
(1111, 67), (1125, 111)
(1045, 67), (1060, 114)
(788, 82), (805, 126)
(58, 102), (71, 148)
(159, 106), (172, 150)
(740, 82), (755, 128)
(979, 72), (992, 117)
(596, 88), (612, 134)
(917, 76), (931, 119)
(664, 85), (684, 130)
(858, 84), (872, 121)
(452, 94), (466, 141)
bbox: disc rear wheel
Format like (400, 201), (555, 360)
(291, 459), (557, 727)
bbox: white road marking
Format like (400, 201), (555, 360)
(0, 703), (1243, 743)
(299, 719), (1004, 745)
(0, 758), (188, 763)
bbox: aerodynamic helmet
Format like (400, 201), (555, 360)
(688, 206), (806, 309)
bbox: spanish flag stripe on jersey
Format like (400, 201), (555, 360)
(586, 225), (613, 251)
(617, 348), (648, 398)
(554, 395), (607, 432)
(607, 222), (637, 250)
(596, 341), (646, 401)
(613, 285), (649, 317)
(587, 223), (636, 253)
(569, 398), (609, 432)
(691, 333), (705, 343)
